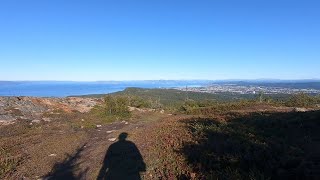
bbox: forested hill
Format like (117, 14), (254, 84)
(80, 87), (290, 105)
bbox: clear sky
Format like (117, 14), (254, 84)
(0, 0), (319, 81)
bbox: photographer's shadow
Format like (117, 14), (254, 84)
(97, 132), (146, 180)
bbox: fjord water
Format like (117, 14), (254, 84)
(0, 81), (203, 97)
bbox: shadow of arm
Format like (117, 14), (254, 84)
(133, 144), (146, 172)
(97, 148), (111, 180)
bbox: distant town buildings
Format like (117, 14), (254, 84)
(176, 84), (320, 95)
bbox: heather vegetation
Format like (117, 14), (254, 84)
(180, 111), (320, 179)
(177, 93), (320, 115)
(285, 93), (320, 108)
(0, 148), (21, 178)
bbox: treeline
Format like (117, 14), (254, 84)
(91, 88), (320, 121)
(178, 93), (320, 115)
(285, 93), (320, 107)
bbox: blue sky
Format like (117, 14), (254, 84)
(0, 0), (319, 81)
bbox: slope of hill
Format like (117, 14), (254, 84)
(81, 87), (262, 104)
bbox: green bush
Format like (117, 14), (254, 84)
(90, 95), (131, 122)
(127, 95), (162, 109)
(103, 95), (131, 117)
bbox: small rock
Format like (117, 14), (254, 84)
(80, 126), (84, 129)
(96, 125), (102, 128)
(107, 130), (114, 134)
(125, 122), (129, 125)
(32, 120), (41, 123)
(128, 106), (136, 111)
(160, 110), (165, 114)
(81, 119), (85, 122)
(42, 118), (51, 122)
(49, 154), (57, 157)
(0, 121), (15, 126)
(190, 173), (196, 178)
(293, 107), (308, 112)
(108, 138), (117, 142)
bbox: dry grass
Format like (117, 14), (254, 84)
(0, 115), (88, 179)
(0, 147), (23, 179)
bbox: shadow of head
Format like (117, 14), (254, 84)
(118, 132), (128, 141)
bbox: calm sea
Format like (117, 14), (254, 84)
(0, 81), (204, 97)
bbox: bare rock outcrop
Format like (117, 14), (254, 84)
(0, 96), (101, 125)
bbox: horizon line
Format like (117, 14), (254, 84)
(1, 78), (320, 82)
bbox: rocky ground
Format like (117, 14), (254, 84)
(0, 97), (100, 125)
(0, 96), (170, 179)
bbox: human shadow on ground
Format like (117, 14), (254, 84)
(97, 132), (146, 180)
(44, 143), (88, 180)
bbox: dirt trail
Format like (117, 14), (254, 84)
(43, 118), (157, 180)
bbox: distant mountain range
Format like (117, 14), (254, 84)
(1, 79), (320, 85)
(1, 79), (320, 82)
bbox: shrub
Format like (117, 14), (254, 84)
(0, 148), (22, 178)
(103, 95), (131, 118)
(127, 95), (162, 109)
